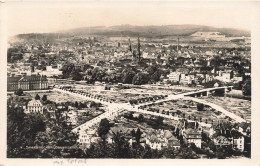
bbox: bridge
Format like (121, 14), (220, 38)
(54, 85), (243, 133)
(135, 86), (233, 106)
(183, 86), (233, 98)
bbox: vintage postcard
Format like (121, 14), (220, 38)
(0, 1), (260, 166)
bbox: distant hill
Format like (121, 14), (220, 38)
(58, 24), (250, 38)
(14, 25), (250, 41)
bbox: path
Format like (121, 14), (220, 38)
(53, 86), (243, 133)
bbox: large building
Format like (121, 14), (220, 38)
(7, 75), (48, 91)
(26, 99), (44, 114)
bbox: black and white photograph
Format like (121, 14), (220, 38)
(1, 1), (260, 165)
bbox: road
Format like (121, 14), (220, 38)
(53, 86), (242, 133)
(54, 88), (217, 132)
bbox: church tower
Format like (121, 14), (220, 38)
(128, 38), (132, 53)
(137, 36), (141, 61)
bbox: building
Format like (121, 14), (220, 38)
(26, 99), (44, 114)
(7, 76), (21, 91)
(238, 122), (251, 136)
(210, 125), (246, 151)
(167, 72), (180, 82)
(106, 126), (134, 145)
(41, 66), (63, 77)
(183, 128), (202, 148)
(145, 129), (180, 150)
(64, 110), (78, 126)
(77, 129), (100, 149)
(180, 74), (192, 85)
(232, 136), (244, 151)
(213, 136), (232, 147)
(7, 75), (48, 91)
(215, 71), (231, 82)
(191, 32), (226, 40)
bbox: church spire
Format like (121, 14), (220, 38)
(128, 38), (132, 52)
(137, 36), (141, 61)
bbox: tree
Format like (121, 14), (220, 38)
(242, 79), (251, 96)
(163, 147), (177, 158)
(15, 88), (23, 96)
(156, 117), (164, 126)
(34, 119), (83, 158)
(203, 80), (222, 88)
(72, 71), (83, 81)
(74, 101), (79, 108)
(135, 128), (142, 144)
(42, 95), (47, 102)
(197, 103), (204, 111)
(177, 146), (198, 159)
(216, 147), (226, 159)
(7, 107), (48, 158)
(208, 140), (216, 151)
(201, 131), (209, 143)
(90, 101), (97, 108)
(131, 129), (136, 137)
(98, 118), (111, 140)
(230, 70), (234, 79)
(35, 94), (40, 100)
(138, 114), (144, 123)
(150, 71), (161, 83)
(85, 140), (113, 158)
(233, 81), (243, 90)
(111, 131), (131, 158)
(7, 107), (26, 157)
(121, 70), (136, 84)
(167, 56), (175, 66)
(132, 73), (149, 85)
(7, 47), (24, 63)
(146, 65), (158, 75)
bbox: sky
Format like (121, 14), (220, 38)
(2, 1), (257, 36)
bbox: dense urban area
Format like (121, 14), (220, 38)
(7, 28), (251, 159)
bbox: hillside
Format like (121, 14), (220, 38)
(14, 25), (250, 41)
(58, 24), (250, 38)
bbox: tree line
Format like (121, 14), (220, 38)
(62, 64), (167, 85)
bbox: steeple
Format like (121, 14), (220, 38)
(128, 38), (132, 52)
(137, 36), (141, 61)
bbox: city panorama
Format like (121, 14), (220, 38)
(6, 3), (251, 159)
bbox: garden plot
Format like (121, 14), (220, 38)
(139, 99), (234, 124)
(199, 96), (251, 122)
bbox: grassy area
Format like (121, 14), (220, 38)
(200, 96), (251, 122)
(25, 91), (87, 103)
(71, 84), (190, 103)
(140, 99), (232, 124)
